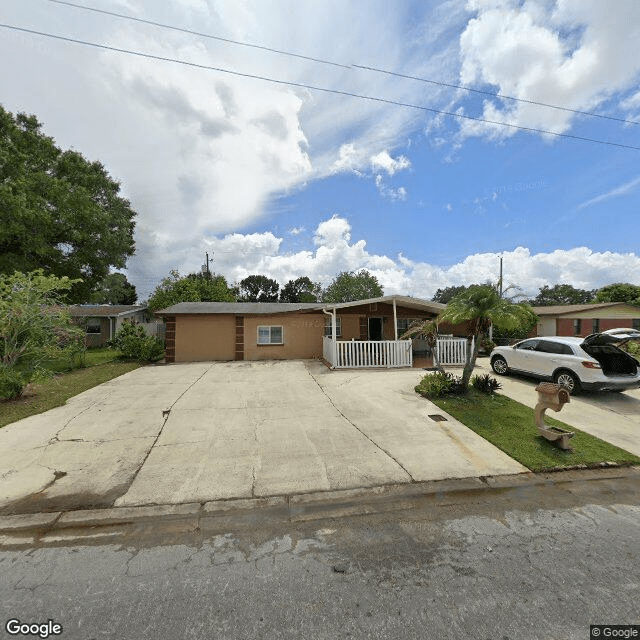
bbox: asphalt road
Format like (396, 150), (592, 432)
(1, 473), (639, 640)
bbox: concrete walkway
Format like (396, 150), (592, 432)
(0, 361), (526, 515)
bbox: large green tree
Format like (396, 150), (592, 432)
(322, 269), (383, 303)
(0, 105), (136, 302)
(147, 270), (236, 311)
(237, 275), (280, 302)
(279, 276), (320, 303)
(432, 285), (472, 304)
(439, 284), (538, 388)
(532, 284), (596, 306)
(90, 273), (137, 305)
(594, 283), (640, 305)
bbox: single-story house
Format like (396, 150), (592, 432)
(68, 305), (151, 347)
(532, 302), (640, 338)
(158, 295), (457, 368)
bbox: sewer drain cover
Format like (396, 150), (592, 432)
(428, 414), (447, 422)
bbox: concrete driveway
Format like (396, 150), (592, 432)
(472, 360), (640, 456)
(0, 361), (525, 514)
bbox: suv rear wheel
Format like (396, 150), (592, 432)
(554, 369), (581, 394)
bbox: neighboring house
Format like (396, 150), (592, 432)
(158, 295), (453, 368)
(532, 302), (640, 338)
(68, 305), (151, 347)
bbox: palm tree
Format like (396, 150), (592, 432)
(439, 284), (537, 388)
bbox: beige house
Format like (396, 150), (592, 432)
(159, 295), (447, 368)
(532, 302), (640, 338)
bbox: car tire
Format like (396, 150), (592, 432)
(491, 356), (508, 376)
(554, 370), (581, 395)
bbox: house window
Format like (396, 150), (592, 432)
(592, 319), (600, 334)
(633, 319), (640, 330)
(86, 321), (101, 334)
(257, 325), (283, 345)
(396, 317), (419, 337)
(324, 316), (342, 337)
(573, 319), (582, 335)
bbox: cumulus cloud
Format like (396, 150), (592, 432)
(190, 216), (640, 301)
(457, 0), (640, 141)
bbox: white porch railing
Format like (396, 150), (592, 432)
(323, 337), (412, 369)
(434, 336), (473, 366)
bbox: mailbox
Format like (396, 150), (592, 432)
(534, 382), (574, 450)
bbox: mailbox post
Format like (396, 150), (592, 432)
(534, 382), (574, 450)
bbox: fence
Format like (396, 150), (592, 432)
(434, 336), (472, 366)
(323, 337), (412, 369)
(138, 322), (166, 340)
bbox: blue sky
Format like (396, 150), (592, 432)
(1, 0), (640, 300)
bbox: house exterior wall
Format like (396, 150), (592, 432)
(244, 313), (324, 360)
(556, 317), (635, 337)
(174, 314), (236, 362)
(84, 317), (111, 347)
(537, 317), (556, 336)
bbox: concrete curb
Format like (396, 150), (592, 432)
(1, 466), (638, 547)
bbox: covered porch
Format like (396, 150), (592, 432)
(321, 295), (443, 369)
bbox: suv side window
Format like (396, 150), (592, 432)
(537, 340), (574, 355)
(515, 339), (539, 350)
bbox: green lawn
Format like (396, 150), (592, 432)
(0, 361), (140, 429)
(428, 388), (640, 472)
(16, 346), (124, 375)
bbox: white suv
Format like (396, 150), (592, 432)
(490, 329), (640, 393)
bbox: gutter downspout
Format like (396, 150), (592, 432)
(322, 307), (337, 368)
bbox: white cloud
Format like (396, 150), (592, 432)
(374, 175), (407, 201)
(578, 175), (640, 209)
(171, 216), (640, 301)
(457, 0), (640, 141)
(289, 226), (304, 236)
(370, 150), (411, 176)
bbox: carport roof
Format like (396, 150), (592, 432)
(157, 295), (444, 316)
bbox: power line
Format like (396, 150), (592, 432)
(353, 65), (640, 127)
(46, 0), (640, 127)
(3, 22), (640, 152)
(46, 0), (350, 69)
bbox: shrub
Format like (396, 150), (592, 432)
(108, 321), (164, 362)
(479, 337), (496, 353)
(0, 364), (26, 400)
(415, 371), (466, 398)
(471, 373), (502, 394)
(624, 342), (640, 358)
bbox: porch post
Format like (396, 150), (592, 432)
(332, 308), (337, 366)
(393, 298), (398, 341)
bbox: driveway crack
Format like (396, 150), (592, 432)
(122, 363), (217, 495)
(305, 364), (415, 482)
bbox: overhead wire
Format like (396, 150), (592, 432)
(2, 22), (639, 151)
(46, 0), (640, 127)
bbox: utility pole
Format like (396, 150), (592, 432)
(498, 255), (503, 298)
(202, 252), (214, 278)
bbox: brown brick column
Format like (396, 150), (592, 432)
(235, 316), (244, 360)
(359, 316), (368, 340)
(164, 316), (176, 363)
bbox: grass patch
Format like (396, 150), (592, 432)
(0, 361), (141, 429)
(14, 347), (123, 376)
(430, 388), (640, 472)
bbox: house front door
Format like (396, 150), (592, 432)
(368, 317), (383, 340)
